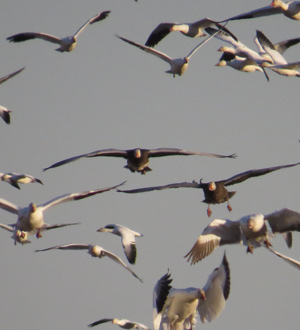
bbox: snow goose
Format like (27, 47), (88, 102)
(88, 318), (151, 329)
(97, 224), (143, 264)
(220, 1), (300, 22)
(0, 222), (79, 245)
(117, 162), (300, 217)
(35, 244), (143, 282)
(184, 208), (300, 265)
(215, 52), (270, 81)
(43, 147), (236, 175)
(117, 29), (219, 77)
(153, 253), (230, 330)
(7, 11), (111, 52)
(256, 30), (300, 76)
(0, 172), (43, 189)
(145, 19), (236, 47)
(0, 105), (12, 124)
(205, 27), (271, 65)
(0, 182), (124, 238)
(0, 67), (25, 85)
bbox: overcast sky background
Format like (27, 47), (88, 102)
(0, 0), (299, 329)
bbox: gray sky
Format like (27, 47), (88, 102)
(1, 0), (299, 329)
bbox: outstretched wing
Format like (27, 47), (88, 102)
(0, 67), (25, 85)
(220, 6), (281, 22)
(223, 162), (300, 186)
(145, 23), (175, 47)
(88, 318), (113, 328)
(35, 243), (90, 252)
(7, 32), (62, 45)
(73, 11), (111, 37)
(148, 148), (236, 159)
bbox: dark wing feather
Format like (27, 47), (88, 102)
(265, 208), (300, 233)
(223, 162), (300, 186)
(43, 149), (128, 171)
(88, 318), (113, 328)
(0, 67), (25, 85)
(145, 23), (174, 47)
(221, 253), (231, 300)
(148, 148), (237, 159)
(154, 272), (173, 314)
(117, 181), (200, 194)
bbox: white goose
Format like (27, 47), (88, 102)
(184, 208), (300, 267)
(145, 19), (236, 47)
(0, 172), (43, 189)
(35, 244), (143, 282)
(88, 318), (151, 329)
(206, 27), (271, 65)
(0, 182), (124, 238)
(0, 222), (79, 245)
(97, 224), (143, 264)
(221, 1), (300, 22)
(0, 67), (25, 85)
(216, 52), (270, 80)
(7, 11), (111, 52)
(256, 30), (300, 77)
(117, 29), (219, 77)
(153, 253), (230, 330)
(0, 105), (12, 124)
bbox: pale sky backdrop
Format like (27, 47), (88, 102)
(1, 0), (299, 329)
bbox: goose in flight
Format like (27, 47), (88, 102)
(205, 27), (271, 66)
(0, 172), (43, 189)
(35, 244), (143, 282)
(117, 29), (220, 77)
(215, 52), (270, 81)
(97, 224), (143, 264)
(0, 182), (124, 238)
(153, 253), (230, 330)
(0, 67), (25, 85)
(117, 162), (300, 217)
(220, 1), (300, 22)
(256, 30), (300, 77)
(88, 318), (151, 329)
(184, 208), (300, 266)
(145, 19), (236, 47)
(43, 147), (236, 175)
(0, 222), (79, 245)
(0, 105), (12, 124)
(7, 11), (111, 52)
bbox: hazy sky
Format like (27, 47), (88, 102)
(1, 1), (299, 330)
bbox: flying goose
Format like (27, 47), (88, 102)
(117, 29), (219, 77)
(153, 253), (230, 330)
(145, 19), (236, 47)
(35, 243), (143, 282)
(0, 67), (25, 85)
(117, 162), (300, 217)
(97, 224), (143, 264)
(0, 182), (124, 238)
(215, 52), (270, 81)
(0, 172), (43, 189)
(7, 11), (111, 52)
(184, 208), (300, 265)
(88, 318), (151, 329)
(43, 147), (236, 175)
(256, 30), (300, 77)
(220, 1), (300, 22)
(205, 27), (271, 65)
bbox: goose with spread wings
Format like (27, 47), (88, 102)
(0, 172), (43, 189)
(43, 147), (236, 175)
(117, 29), (219, 77)
(35, 243), (143, 282)
(0, 182), (124, 238)
(118, 162), (300, 217)
(97, 224), (143, 264)
(145, 19), (236, 47)
(256, 30), (300, 77)
(184, 208), (300, 270)
(7, 11), (111, 52)
(153, 253), (230, 330)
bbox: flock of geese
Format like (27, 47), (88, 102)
(1, 1), (300, 330)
